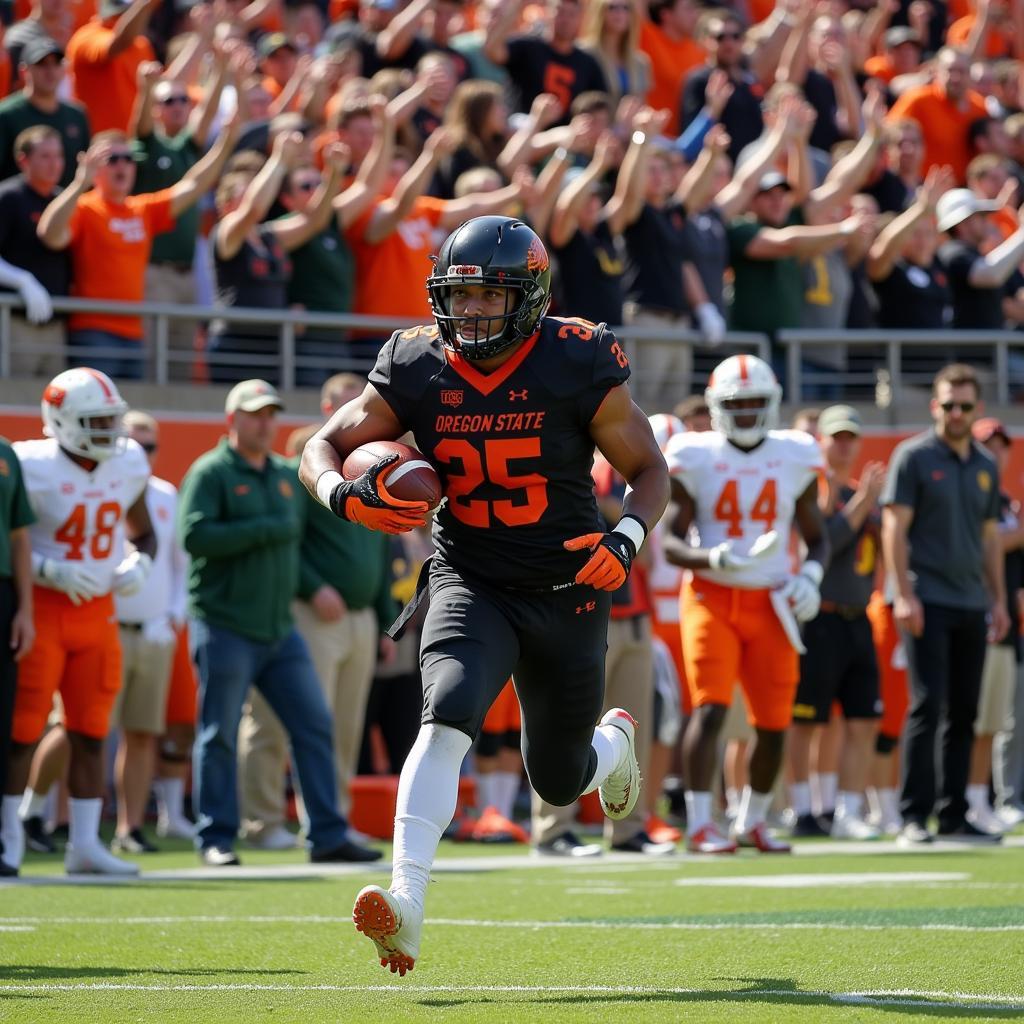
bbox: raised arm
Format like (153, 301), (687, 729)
(549, 131), (618, 248)
(438, 167), (531, 229)
(617, 107), (669, 230)
(483, 0), (524, 67)
(37, 142), (108, 250)
(334, 98), (395, 231)
(714, 111), (790, 221)
(189, 43), (232, 148)
(271, 145), (347, 251)
(968, 207), (1024, 288)
(677, 124), (731, 215)
(742, 210), (868, 259)
(128, 60), (162, 141)
(376, 0), (432, 61)
(498, 92), (562, 177)
(108, 0), (160, 60)
(269, 54), (313, 119)
(169, 109), (242, 218)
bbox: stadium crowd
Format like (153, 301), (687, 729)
(0, 0), (1023, 875)
(0, 0), (1022, 391)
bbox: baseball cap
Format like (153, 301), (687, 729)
(21, 37), (64, 65)
(936, 188), (1000, 232)
(818, 404), (863, 436)
(225, 379), (285, 415)
(757, 171), (792, 193)
(258, 32), (297, 58)
(972, 417), (1010, 445)
(884, 26), (920, 48)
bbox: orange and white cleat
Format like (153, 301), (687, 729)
(352, 885), (421, 976)
(686, 823), (738, 854)
(646, 814), (682, 845)
(471, 806), (530, 844)
(733, 821), (792, 853)
(599, 708), (641, 821)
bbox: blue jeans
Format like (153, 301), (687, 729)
(68, 330), (144, 380)
(190, 620), (349, 852)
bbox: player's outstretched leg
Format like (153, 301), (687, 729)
(594, 709), (642, 821)
(352, 723), (471, 975)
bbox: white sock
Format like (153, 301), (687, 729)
(735, 787), (771, 834)
(1, 794), (24, 868)
(18, 788), (47, 822)
(878, 787), (899, 822)
(581, 723), (627, 795)
(68, 797), (102, 850)
(492, 771), (519, 820)
(685, 791), (712, 833)
(392, 724), (472, 912)
(475, 772), (496, 812)
(966, 783), (990, 812)
(836, 791), (863, 819)
(725, 787), (741, 816)
(155, 777), (186, 821)
(789, 781), (812, 817)
(811, 772), (838, 815)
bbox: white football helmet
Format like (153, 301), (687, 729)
(648, 413), (684, 452)
(706, 353), (781, 448)
(41, 368), (128, 462)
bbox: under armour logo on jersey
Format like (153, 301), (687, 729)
(509, 389), (529, 401)
(576, 601), (597, 614)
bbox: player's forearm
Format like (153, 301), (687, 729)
(299, 435), (345, 501)
(620, 463), (669, 536)
(10, 528), (33, 612)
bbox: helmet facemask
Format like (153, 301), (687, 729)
(710, 394), (779, 447)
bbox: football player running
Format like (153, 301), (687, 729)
(2, 369), (154, 875)
(299, 216), (669, 974)
(662, 354), (829, 854)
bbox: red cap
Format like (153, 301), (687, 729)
(972, 418), (1010, 445)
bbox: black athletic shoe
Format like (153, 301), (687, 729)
(200, 846), (241, 867)
(534, 830), (602, 858)
(310, 839), (382, 863)
(937, 820), (1003, 844)
(790, 813), (830, 838)
(0, 861), (18, 877)
(23, 815), (57, 854)
(610, 830), (677, 855)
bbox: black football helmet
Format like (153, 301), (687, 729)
(426, 216), (552, 360)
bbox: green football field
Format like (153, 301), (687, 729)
(3, 834), (1024, 1024)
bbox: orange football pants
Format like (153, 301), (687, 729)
(163, 623), (198, 727)
(681, 576), (799, 731)
(867, 592), (909, 741)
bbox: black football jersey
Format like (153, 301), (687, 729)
(369, 316), (631, 588)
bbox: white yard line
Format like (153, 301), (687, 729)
(0, 982), (1020, 1011)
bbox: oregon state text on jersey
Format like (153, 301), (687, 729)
(369, 316), (631, 587)
(664, 429), (824, 589)
(15, 436), (150, 596)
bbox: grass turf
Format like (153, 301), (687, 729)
(2, 834), (1023, 1023)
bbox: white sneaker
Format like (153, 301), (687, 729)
(65, 841), (139, 876)
(156, 815), (197, 840)
(352, 885), (421, 976)
(996, 805), (1024, 829)
(965, 806), (1005, 836)
(245, 826), (298, 850)
(831, 813), (881, 840)
(598, 708), (641, 821)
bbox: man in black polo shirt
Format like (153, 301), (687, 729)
(881, 363), (1010, 845)
(936, 186), (1024, 330)
(0, 124), (68, 377)
(483, 0), (606, 124)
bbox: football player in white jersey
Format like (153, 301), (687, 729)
(663, 354), (829, 854)
(2, 369), (154, 875)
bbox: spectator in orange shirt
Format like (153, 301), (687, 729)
(66, 0), (159, 135)
(947, 0), (1016, 62)
(864, 27), (923, 86)
(888, 47), (990, 182)
(638, 0), (703, 136)
(36, 120), (239, 379)
(966, 153), (1019, 240)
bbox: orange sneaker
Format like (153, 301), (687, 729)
(686, 823), (738, 854)
(352, 885), (421, 976)
(471, 806), (529, 844)
(646, 814), (682, 844)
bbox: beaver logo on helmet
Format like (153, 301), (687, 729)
(526, 236), (549, 273)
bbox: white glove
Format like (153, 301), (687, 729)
(17, 273), (53, 324)
(142, 615), (176, 646)
(695, 302), (726, 344)
(38, 558), (103, 605)
(113, 551), (153, 596)
(708, 530), (780, 572)
(777, 560), (824, 622)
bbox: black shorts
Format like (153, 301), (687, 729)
(418, 557), (612, 806)
(793, 610), (881, 724)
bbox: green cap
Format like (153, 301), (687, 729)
(818, 404), (862, 437)
(225, 379), (284, 415)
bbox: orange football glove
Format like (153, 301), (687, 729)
(330, 454), (430, 535)
(563, 531), (636, 591)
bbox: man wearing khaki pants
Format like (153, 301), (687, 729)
(532, 456), (675, 856)
(239, 374), (397, 847)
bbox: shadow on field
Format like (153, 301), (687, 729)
(416, 977), (1024, 1018)
(1, 965), (305, 982)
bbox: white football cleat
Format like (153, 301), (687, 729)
(598, 708), (641, 821)
(65, 841), (140, 876)
(831, 813), (881, 840)
(156, 814), (197, 840)
(965, 806), (1005, 836)
(352, 885), (421, 977)
(996, 805), (1024, 829)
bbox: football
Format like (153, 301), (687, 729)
(342, 440), (442, 510)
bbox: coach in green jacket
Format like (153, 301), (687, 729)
(177, 378), (381, 868)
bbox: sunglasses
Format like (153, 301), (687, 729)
(294, 180), (318, 192)
(160, 95), (190, 106)
(940, 401), (975, 413)
(606, 3), (630, 10)
(713, 29), (741, 40)
(139, 442), (159, 454)
(106, 152), (134, 165)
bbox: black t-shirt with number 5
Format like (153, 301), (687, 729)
(369, 316), (630, 588)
